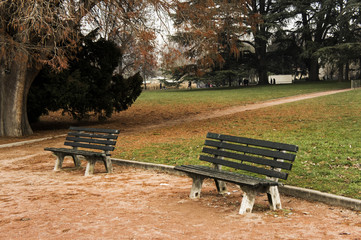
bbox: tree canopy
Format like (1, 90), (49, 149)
(168, 0), (254, 74)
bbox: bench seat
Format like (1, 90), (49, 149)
(44, 148), (107, 158)
(175, 165), (279, 187)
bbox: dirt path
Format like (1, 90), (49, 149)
(1, 89), (361, 239)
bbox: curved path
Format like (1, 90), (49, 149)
(0, 88), (352, 148)
(137, 88), (351, 131)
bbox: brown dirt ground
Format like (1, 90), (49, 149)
(1, 89), (361, 240)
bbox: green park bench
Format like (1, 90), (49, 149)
(174, 132), (298, 214)
(45, 126), (120, 176)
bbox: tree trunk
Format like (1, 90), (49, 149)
(308, 58), (319, 81)
(254, 0), (269, 85)
(0, 56), (39, 136)
(301, 11), (320, 82)
(338, 62), (344, 82)
(254, 33), (268, 85)
(257, 58), (268, 85)
(359, 57), (361, 79)
(345, 61), (349, 81)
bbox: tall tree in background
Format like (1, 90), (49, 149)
(336, 0), (361, 80)
(315, 0), (361, 81)
(292, 0), (340, 81)
(244, 0), (293, 84)
(83, 1), (160, 77)
(169, 0), (256, 78)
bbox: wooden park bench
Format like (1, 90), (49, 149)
(174, 132), (298, 214)
(44, 127), (120, 176)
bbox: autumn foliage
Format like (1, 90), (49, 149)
(160, 0), (261, 82)
(0, 0), (86, 70)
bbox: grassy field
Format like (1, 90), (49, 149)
(135, 81), (350, 110)
(114, 81), (361, 199)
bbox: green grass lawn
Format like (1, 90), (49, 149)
(135, 81), (350, 109)
(115, 81), (361, 199)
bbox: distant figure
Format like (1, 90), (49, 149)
(244, 79), (249, 86)
(160, 83), (162, 89)
(188, 81), (192, 89)
(273, 78), (276, 84)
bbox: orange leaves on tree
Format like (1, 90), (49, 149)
(170, 0), (255, 72)
(132, 28), (158, 74)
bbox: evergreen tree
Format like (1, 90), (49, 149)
(28, 34), (143, 123)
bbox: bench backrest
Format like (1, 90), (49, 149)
(200, 132), (298, 180)
(65, 127), (120, 155)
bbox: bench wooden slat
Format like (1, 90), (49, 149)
(199, 155), (289, 180)
(64, 142), (115, 152)
(202, 147), (292, 170)
(69, 126), (120, 134)
(68, 132), (118, 140)
(44, 147), (106, 157)
(206, 132), (298, 152)
(175, 165), (279, 187)
(205, 140), (296, 161)
(66, 136), (117, 146)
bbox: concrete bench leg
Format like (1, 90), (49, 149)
(53, 153), (65, 171)
(190, 175), (204, 199)
(214, 180), (228, 194)
(84, 157), (113, 176)
(104, 157), (113, 173)
(267, 186), (282, 210)
(213, 163), (228, 194)
(239, 187), (257, 214)
(72, 155), (81, 167)
(85, 158), (96, 176)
